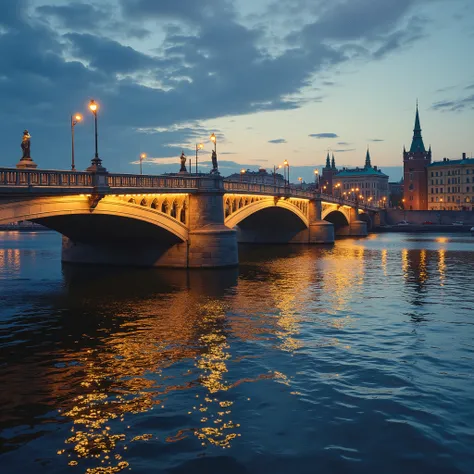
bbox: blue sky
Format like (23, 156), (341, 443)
(0, 0), (473, 182)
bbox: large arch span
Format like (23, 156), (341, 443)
(0, 195), (189, 242)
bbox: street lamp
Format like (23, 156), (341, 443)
(273, 164), (282, 185)
(298, 177), (303, 188)
(314, 169), (319, 193)
(210, 133), (217, 153)
(240, 168), (246, 182)
(195, 143), (204, 174)
(88, 99), (101, 168)
(139, 153), (146, 175)
(70, 113), (82, 171)
(283, 159), (290, 186)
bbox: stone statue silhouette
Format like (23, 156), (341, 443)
(211, 150), (219, 174)
(21, 130), (31, 159)
(179, 151), (187, 173)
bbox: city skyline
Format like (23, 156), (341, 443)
(0, 0), (473, 180)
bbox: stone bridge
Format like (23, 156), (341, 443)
(0, 168), (381, 268)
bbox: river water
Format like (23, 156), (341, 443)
(0, 231), (473, 474)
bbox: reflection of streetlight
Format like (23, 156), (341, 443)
(71, 113), (82, 171)
(139, 153), (146, 175)
(88, 99), (101, 168)
(195, 143), (204, 174)
(240, 168), (246, 182)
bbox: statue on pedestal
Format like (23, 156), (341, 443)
(211, 150), (219, 174)
(16, 129), (37, 169)
(179, 151), (188, 173)
(21, 130), (31, 158)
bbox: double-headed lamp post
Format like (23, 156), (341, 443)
(88, 99), (101, 168)
(139, 153), (146, 175)
(70, 113), (82, 171)
(195, 143), (204, 174)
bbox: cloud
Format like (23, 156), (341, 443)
(333, 148), (356, 152)
(431, 94), (474, 112)
(0, 0), (455, 172)
(268, 138), (287, 144)
(337, 141), (351, 145)
(369, 138), (385, 142)
(309, 133), (339, 139)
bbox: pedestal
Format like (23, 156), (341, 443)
(16, 157), (38, 169)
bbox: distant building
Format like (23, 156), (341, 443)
(334, 148), (389, 206)
(403, 103), (432, 210)
(321, 152), (338, 194)
(389, 180), (404, 208)
(226, 168), (286, 186)
(427, 153), (474, 210)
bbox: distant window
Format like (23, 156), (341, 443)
(409, 184), (414, 190)
(440, 172), (443, 176)
(436, 188), (438, 194)
(467, 170), (470, 175)
(431, 197), (434, 202)
(436, 179), (439, 185)
(431, 188), (434, 193)
(436, 172), (439, 177)
(467, 178), (470, 183)
(436, 197), (439, 202)
(431, 172), (434, 177)
(468, 187), (470, 192)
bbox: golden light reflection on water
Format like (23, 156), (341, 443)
(381, 249), (388, 277)
(0, 249), (21, 275)
(438, 249), (446, 285)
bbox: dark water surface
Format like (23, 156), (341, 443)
(1, 231), (474, 474)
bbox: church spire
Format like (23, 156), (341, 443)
(331, 153), (336, 170)
(365, 147), (372, 168)
(325, 151), (331, 169)
(410, 101), (426, 153)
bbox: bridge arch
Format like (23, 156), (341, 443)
(225, 197), (309, 229)
(0, 195), (189, 241)
(323, 210), (350, 231)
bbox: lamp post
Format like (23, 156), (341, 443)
(88, 99), (101, 168)
(283, 159), (289, 186)
(298, 177), (303, 188)
(210, 133), (216, 153)
(70, 113), (82, 171)
(195, 143), (204, 174)
(139, 153), (146, 175)
(314, 169), (319, 193)
(274, 164), (282, 185)
(240, 168), (246, 182)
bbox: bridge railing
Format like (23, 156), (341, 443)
(223, 181), (315, 198)
(0, 168), (93, 187)
(108, 174), (199, 189)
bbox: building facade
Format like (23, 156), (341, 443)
(333, 149), (389, 206)
(403, 103), (432, 210)
(427, 153), (474, 210)
(226, 168), (286, 186)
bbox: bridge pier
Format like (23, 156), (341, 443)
(341, 208), (368, 237)
(187, 181), (238, 268)
(309, 199), (335, 244)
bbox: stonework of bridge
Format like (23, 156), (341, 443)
(0, 167), (381, 268)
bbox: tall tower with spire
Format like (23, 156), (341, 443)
(322, 151), (337, 194)
(403, 102), (431, 210)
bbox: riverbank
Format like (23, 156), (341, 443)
(375, 224), (473, 233)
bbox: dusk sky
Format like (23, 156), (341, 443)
(1, 0), (473, 182)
